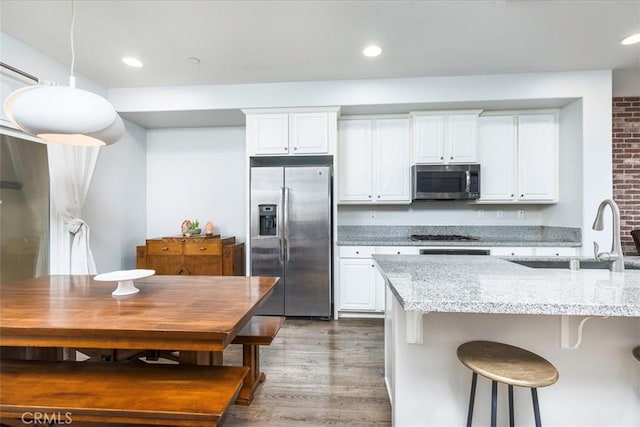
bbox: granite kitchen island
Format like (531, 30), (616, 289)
(374, 255), (640, 427)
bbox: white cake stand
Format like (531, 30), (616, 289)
(94, 269), (155, 296)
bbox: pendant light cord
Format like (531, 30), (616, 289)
(69, 0), (76, 87)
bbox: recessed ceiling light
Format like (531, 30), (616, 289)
(122, 57), (143, 68)
(363, 45), (382, 57)
(621, 33), (640, 45)
(188, 57), (201, 65)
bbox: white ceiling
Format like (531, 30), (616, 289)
(1, 0), (639, 128)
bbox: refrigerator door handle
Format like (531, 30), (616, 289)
(278, 187), (285, 263)
(284, 186), (291, 262)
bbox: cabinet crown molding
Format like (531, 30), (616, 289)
(242, 106), (341, 115)
(410, 109), (484, 117)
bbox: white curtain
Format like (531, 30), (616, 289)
(47, 144), (100, 274)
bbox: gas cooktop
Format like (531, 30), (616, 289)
(409, 234), (479, 242)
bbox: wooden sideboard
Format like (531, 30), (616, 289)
(136, 235), (244, 276)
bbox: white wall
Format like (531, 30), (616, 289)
(1, 32), (147, 273)
(146, 127), (246, 242)
(84, 120), (147, 272)
(541, 100), (584, 229)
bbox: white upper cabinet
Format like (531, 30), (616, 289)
(338, 117), (410, 204)
(412, 111), (481, 164)
(478, 115), (517, 201)
(517, 114), (558, 202)
(373, 119), (411, 202)
(248, 113), (290, 154)
(338, 120), (373, 201)
(290, 112), (329, 154)
(244, 108), (339, 156)
(478, 112), (558, 203)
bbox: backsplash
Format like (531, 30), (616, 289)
(613, 97), (640, 255)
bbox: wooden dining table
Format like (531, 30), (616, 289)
(0, 274), (279, 354)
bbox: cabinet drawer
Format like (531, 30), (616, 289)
(147, 242), (183, 256)
(375, 246), (418, 255)
(339, 246), (375, 258)
(184, 242), (222, 256)
(490, 247), (535, 256)
(534, 247), (577, 257)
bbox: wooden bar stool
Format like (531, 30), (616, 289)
(457, 341), (559, 427)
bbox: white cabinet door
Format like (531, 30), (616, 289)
(447, 114), (478, 163)
(290, 112), (329, 154)
(338, 120), (373, 201)
(251, 114), (289, 154)
(478, 116), (517, 201)
(373, 119), (411, 202)
(339, 258), (377, 311)
(413, 115), (445, 163)
(517, 114), (558, 202)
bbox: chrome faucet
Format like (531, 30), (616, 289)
(592, 199), (625, 272)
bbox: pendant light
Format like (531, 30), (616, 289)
(3, 0), (124, 146)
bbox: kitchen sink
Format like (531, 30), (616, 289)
(508, 260), (640, 270)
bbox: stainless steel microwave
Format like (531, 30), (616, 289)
(411, 164), (480, 201)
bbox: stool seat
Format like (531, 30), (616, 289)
(633, 346), (640, 362)
(457, 341), (559, 388)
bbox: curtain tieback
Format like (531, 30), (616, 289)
(67, 218), (88, 235)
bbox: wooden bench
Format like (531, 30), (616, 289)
(231, 315), (285, 405)
(0, 360), (248, 426)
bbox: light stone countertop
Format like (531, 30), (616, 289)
(373, 255), (640, 317)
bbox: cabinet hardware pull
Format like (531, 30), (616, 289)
(521, 194), (524, 197)
(199, 247), (206, 251)
(368, 195), (371, 198)
(450, 156), (454, 160)
(440, 156), (444, 160)
(293, 147), (297, 150)
(284, 147), (288, 151)
(161, 247), (169, 251)
(397, 251), (400, 254)
(356, 251), (359, 254)
(510, 194), (514, 197)
(377, 195), (380, 198)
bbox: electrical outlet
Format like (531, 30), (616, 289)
(517, 210), (525, 219)
(496, 210), (504, 219)
(370, 210), (376, 220)
(477, 209), (485, 219)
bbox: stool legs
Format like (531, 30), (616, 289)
(465, 377), (543, 427)
(532, 387), (542, 427)
(466, 372), (478, 427)
(508, 385), (514, 427)
(491, 381), (498, 427)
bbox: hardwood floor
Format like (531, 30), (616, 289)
(223, 318), (391, 426)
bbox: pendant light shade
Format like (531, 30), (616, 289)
(4, 84), (124, 146)
(2, 0), (124, 147)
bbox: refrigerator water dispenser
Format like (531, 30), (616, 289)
(258, 204), (277, 236)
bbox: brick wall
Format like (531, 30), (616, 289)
(612, 97), (640, 256)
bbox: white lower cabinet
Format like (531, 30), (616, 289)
(338, 246), (417, 318)
(339, 257), (377, 311)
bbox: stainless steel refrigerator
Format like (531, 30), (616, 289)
(250, 164), (332, 317)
